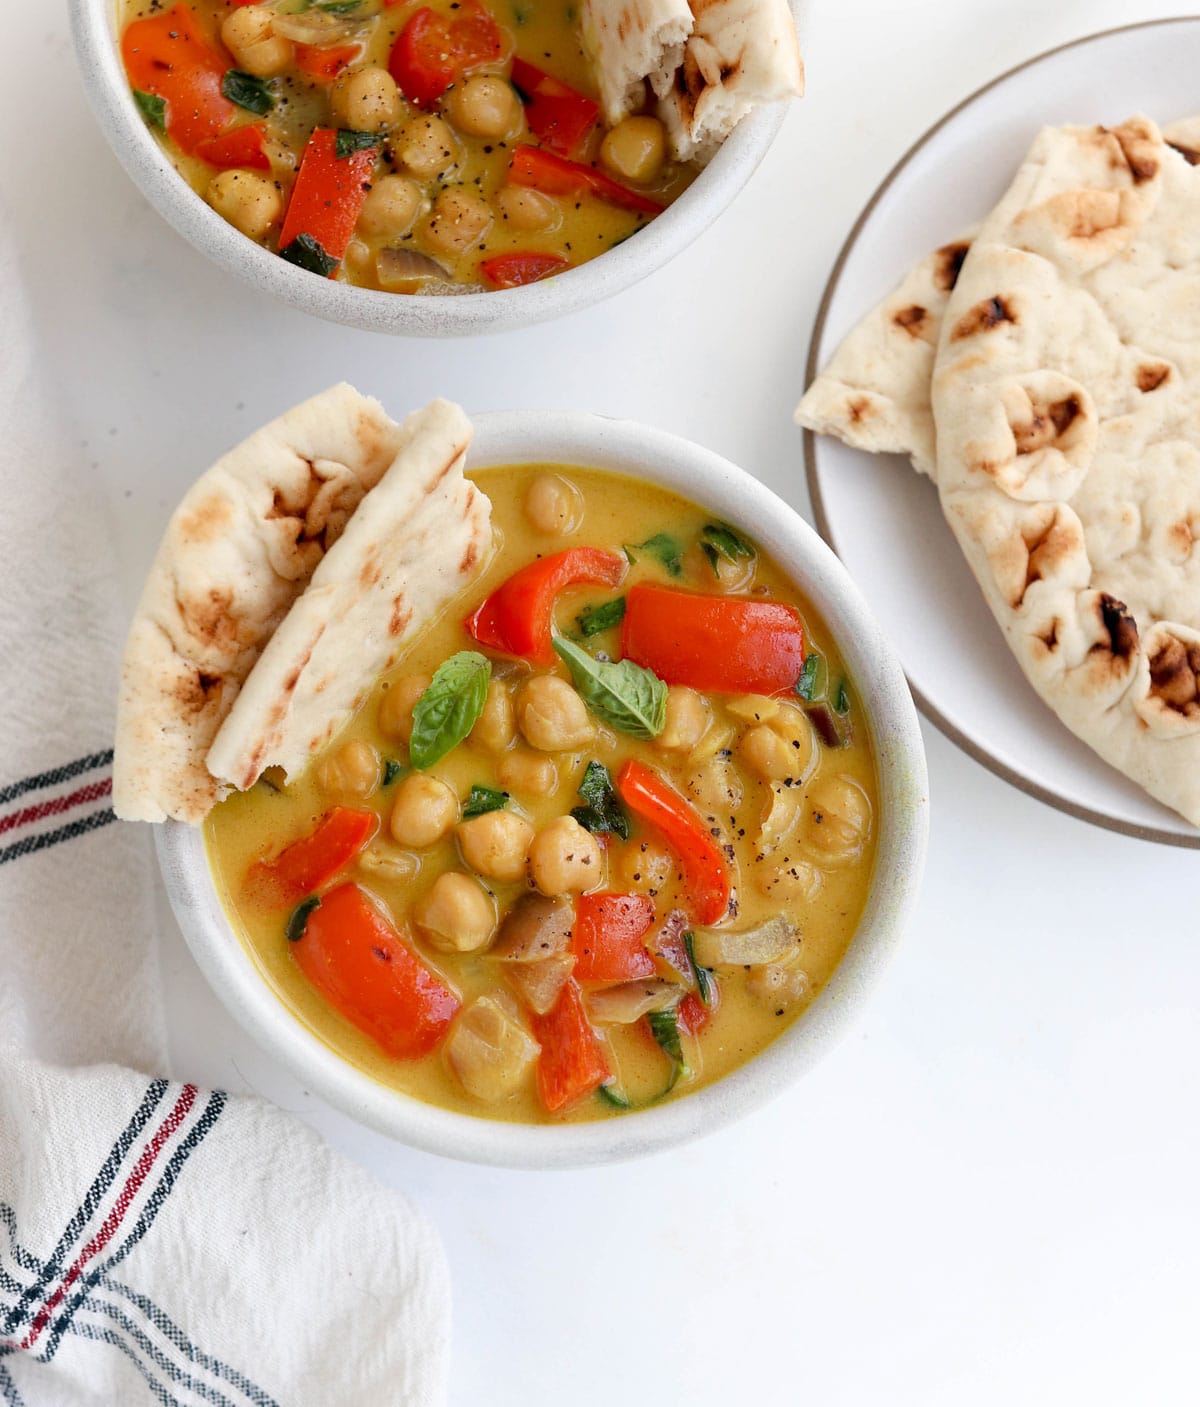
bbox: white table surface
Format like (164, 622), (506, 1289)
(7, 0), (1199, 1402)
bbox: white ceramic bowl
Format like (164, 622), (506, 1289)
(157, 411), (929, 1167)
(70, 0), (794, 337)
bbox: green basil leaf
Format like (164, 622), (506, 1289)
(647, 1008), (690, 1088)
(318, 0), (361, 11)
(382, 759), (402, 786)
(576, 596), (625, 637)
(833, 677), (850, 715)
(286, 894), (321, 943)
(132, 87), (166, 131)
(463, 785), (509, 818)
(221, 69), (275, 115)
(795, 651), (825, 703)
(279, 233), (339, 276)
(410, 651), (491, 769)
(552, 638), (667, 740)
(684, 931), (711, 1006)
(570, 760), (629, 840)
(701, 522), (754, 567)
(596, 1082), (632, 1109)
(335, 127), (380, 158)
(625, 532), (682, 577)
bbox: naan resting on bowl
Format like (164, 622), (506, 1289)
(115, 393), (490, 824)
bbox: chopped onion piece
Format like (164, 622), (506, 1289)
(376, 247), (449, 288)
(690, 915), (799, 968)
(446, 993), (540, 1103)
(490, 893), (573, 963)
(758, 783), (802, 854)
(505, 953), (575, 1015)
(271, 10), (362, 44)
(587, 980), (683, 1025)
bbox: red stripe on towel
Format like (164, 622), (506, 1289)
(0, 777), (112, 837)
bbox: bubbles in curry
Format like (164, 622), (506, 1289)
(205, 465), (879, 1123)
(118, 0), (701, 292)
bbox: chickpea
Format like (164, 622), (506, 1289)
(206, 170), (281, 242)
(599, 115), (666, 185)
(446, 74), (522, 138)
(470, 679), (515, 753)
(221, 6), (292, 77)
(378, 673), (430, 745)
(332, 65), (402, 133)
(654, 687), (710, 753)
(496, 186), (559, 232)
(389, 774), (459, 849)
(316, 739), (379, 801)
(414, 871), (496, 953)
(686, 755), (743, 815)
(527, 816), (603, 896)
(397, 115), (459, 178)
(497, 745), (558, 799)
(756, 857), (822, 905)
(616, 839), (673, 894)
(801, 775), (872, 867)
(739, 724), (803, 783)
(769, 705), (815, 779)
(357, 174), (423, 239)
(726, 695), (779, 724)
(515, 675), (593, 752)
(421, 187), (492, 260)
(523, 474), (583, 536)
(457, 810), (534, 883)
(746, 962), (810, 1010)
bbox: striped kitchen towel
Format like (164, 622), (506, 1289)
(0, 209), (450, 1405)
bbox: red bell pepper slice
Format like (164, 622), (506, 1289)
(388, 2), (505, 109)
(464, 547), (625, 665)
(248, 806), (377, 905)
(293, 42), (362, 83)
(479, 251), (569, 289)
(621, 584), (806, 696)
(616, 761), (732, 927)
(510, 58), (598, 157)
(194, 122), (270, 170)
(508, 145), (664, 215)
(676, 987), (718, 1037)
(278, 127), (377, 268)
(293, 883), (460, 1059)
(530, 979), (611, 1112)
(122, 4), (234, 155)
(571, 892), (656, 984)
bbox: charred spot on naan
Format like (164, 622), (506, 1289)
(1136, 362), (1172, 393)
(950, 295), (1017, 342)
(1108, 118), (1160, 184)
(175, 585), (242, 656)
(1147, 633), (1200, 719)
(178, 494), (233, 544)
(892, 304), (931, 341)
(1168, 140), (1200, 167)
(934, 241), (971, 292)
(991, 505), (1088, 611)
(1089, 593), (1140, 680)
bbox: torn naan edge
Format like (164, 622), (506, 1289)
(114, 384), (407, 825)
(795, 231), (976, 480)
(932, 115), (1200, 826)
(658, 0), (803, 163)
(207, 400), (490, 793)
(795, 117), (1200, 483)
(583, 0), (694, 126)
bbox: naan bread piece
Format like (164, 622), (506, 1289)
(658, 0), (803, 163)
(114, 385), (406, 825)
(794, 232), (976, 480)
(932, 115), (1200, 826)
(794, 115), (1200, 484)
(582, 0), (694, 126)
(207, 400), (489, 793)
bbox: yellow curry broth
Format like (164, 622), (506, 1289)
(118, 0), (698, 289)
(206, 464), (877, 1122)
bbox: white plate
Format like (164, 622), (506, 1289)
(804, 16), (1200, 849)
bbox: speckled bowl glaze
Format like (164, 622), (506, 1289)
(156, 411), (929, 1167)
(71, 0), (796, 337)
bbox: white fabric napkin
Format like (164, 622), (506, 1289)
(0, 211), (451, 1407)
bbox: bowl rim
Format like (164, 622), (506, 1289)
(69, 0), (790, 337)
(157, 409), (930, 1168)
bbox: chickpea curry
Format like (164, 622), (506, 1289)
(206, 465), (878, 1122)
(118, 0), (701, 292)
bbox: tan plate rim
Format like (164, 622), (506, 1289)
(803, 14), (1200, 852)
